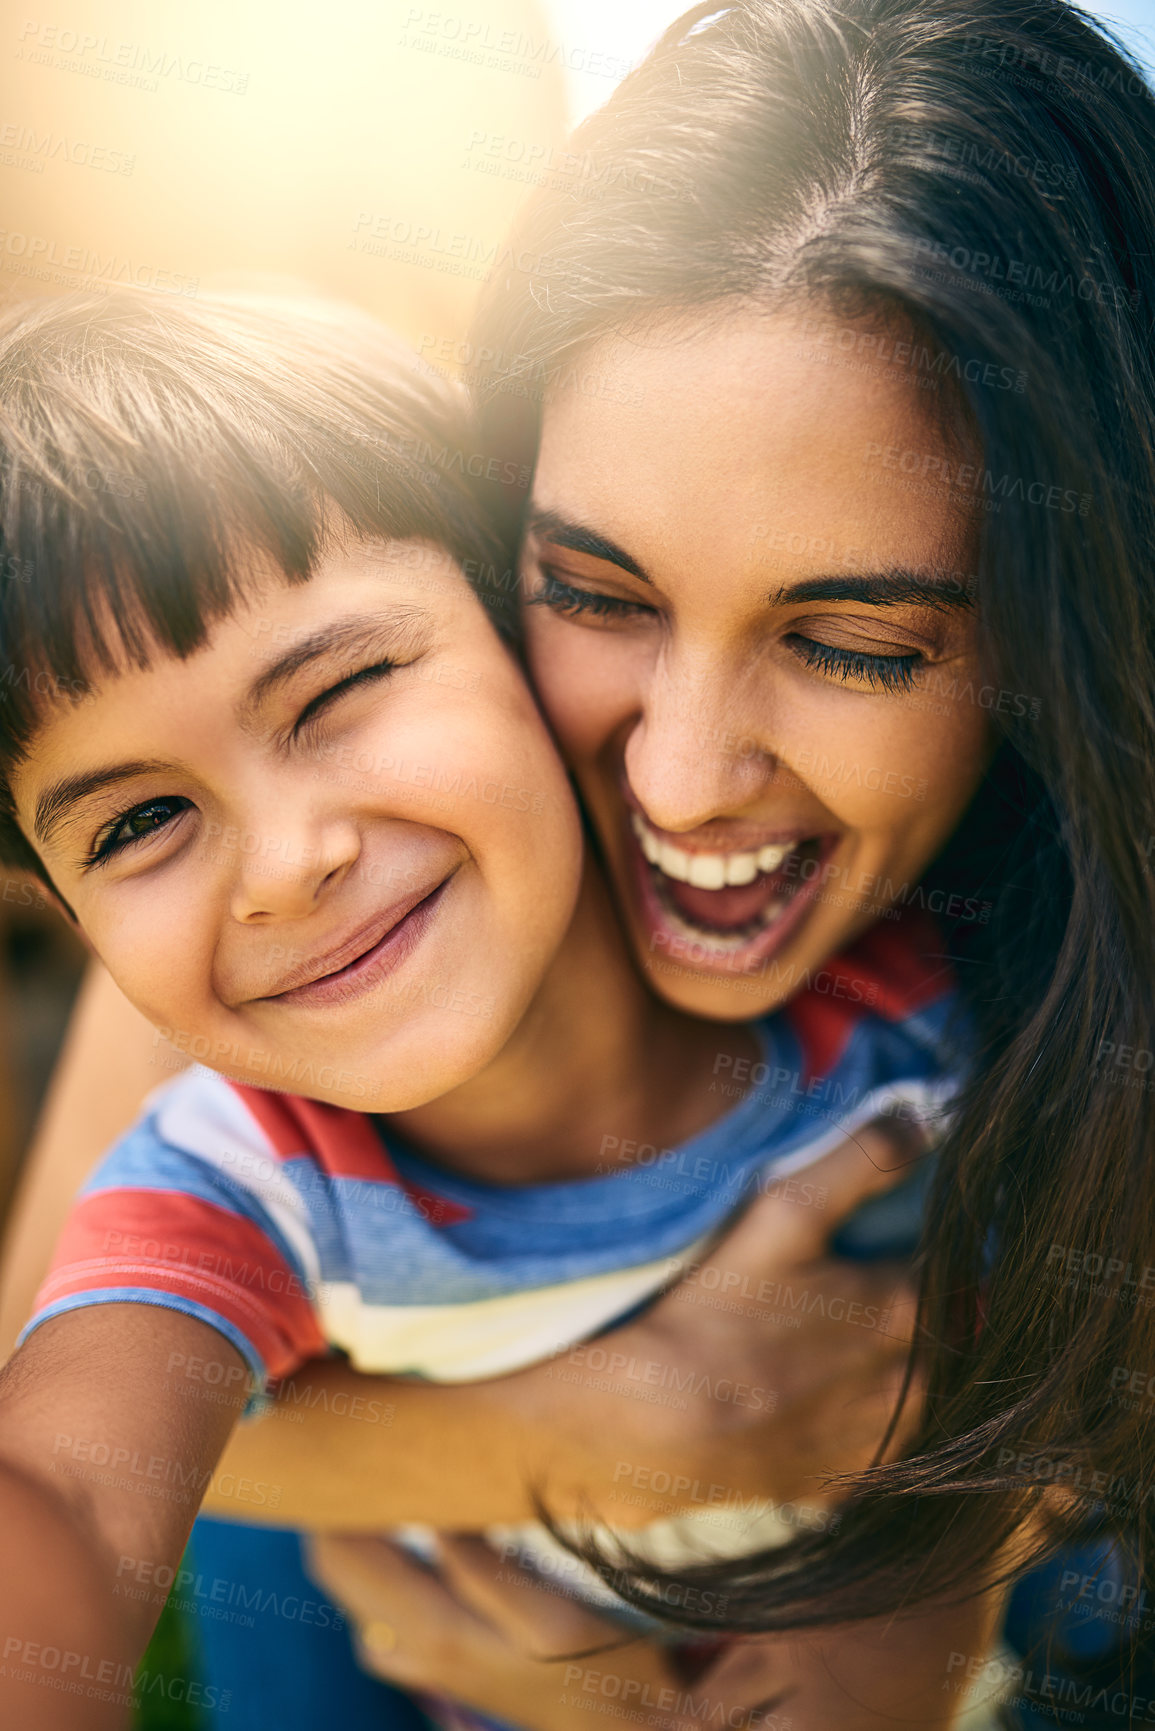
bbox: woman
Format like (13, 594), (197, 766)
(5, 0), (1153, 1723)
(303, 0), (1155, 1722)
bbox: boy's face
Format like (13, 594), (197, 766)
(11, 541), (582, 1111)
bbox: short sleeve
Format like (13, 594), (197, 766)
(20, 1071), (329, 1394)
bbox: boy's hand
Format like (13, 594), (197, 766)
(306, 1530), (776, 1731)
(306, 1526), (1004, 1731)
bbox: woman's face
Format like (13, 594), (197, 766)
(522, 306), (995, 1020)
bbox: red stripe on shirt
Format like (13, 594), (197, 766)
(35, 1188), (326, 1379)
(231, 1085), (472, 1224)
(788, 909), (952, 1083)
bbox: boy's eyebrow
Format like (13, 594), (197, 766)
(242, 608), (432, 717)
(34, 760), (185, 848)
(526, 508), (651, 583)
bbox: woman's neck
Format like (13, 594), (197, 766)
(384, 860), (759, 1185)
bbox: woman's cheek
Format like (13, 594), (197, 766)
(880, 680), (995, 816)
(776, 680), (990, 836)
(524, 616), (640, 760)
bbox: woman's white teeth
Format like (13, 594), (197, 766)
(687, 854), (726, 890)
(637, 825), (662, 866)
(630, 814), (792, 887)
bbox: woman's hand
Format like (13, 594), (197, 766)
(205, 1124), (922, 1530)
(305, 1527), (1004, 1731)
(574, 1123), (922, 1520)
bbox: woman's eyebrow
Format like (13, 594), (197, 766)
(770, 571), (976, 612)
(526, 508), (651, 583)
(526, 509), (972, 614)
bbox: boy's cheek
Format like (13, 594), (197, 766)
(84, 922), (214, 1062)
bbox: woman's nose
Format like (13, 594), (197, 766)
(622, 659), (777, 833)
(226, 810), (362, 924)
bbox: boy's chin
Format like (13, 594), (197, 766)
(202, 1005), (518, 1113)
(216, 1059), (470, 1117)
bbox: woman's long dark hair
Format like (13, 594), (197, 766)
(471, 0), (1155, 1629)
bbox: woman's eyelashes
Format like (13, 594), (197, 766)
(87, 795), (194, 867)
(787, 635), (924, 693)
(528, 570), (652, 623)
(291, 659), (399, 738)
(532, 566), (927, 692)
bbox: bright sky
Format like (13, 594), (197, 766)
(546, 0), (1155, 124)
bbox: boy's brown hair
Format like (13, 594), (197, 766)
(0, 290), (516, 881)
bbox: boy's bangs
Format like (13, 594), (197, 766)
(0, 290), (513, 758)
(0, 437), (326, 731)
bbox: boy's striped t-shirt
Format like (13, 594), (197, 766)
(23, 913), (961, 1391)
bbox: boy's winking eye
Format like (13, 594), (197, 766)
(239, 607), (436, 734)
(26, 603), (441, 872)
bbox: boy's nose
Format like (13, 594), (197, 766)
(226, 817), (362, 923)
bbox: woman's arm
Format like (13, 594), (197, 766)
(207, 1132), (920, 1528)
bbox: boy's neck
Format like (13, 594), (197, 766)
(382, 862), (759, 1185)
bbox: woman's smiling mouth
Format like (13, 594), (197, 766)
(626, 807), (836, 970)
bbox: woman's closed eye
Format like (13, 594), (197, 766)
(788, 635), (924, 693)
(529, 564), (929, 691)
(86, 795), (194, 867)
(527, 571), (653, 623)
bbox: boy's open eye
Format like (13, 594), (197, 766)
(527, 571), (653, 624)
(87, 796), (194, 867)
(292, 659), (398, 736)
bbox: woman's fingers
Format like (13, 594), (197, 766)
(660, 1122), (927, 1292)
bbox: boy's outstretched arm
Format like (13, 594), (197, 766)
(0, 1304), (247, 1728)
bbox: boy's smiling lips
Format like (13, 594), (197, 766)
(252, 871), (456, 1008)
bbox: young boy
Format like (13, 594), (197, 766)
(0, 290), (956, 1729)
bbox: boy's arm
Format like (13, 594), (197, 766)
(0, 1303), (247, 1728)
